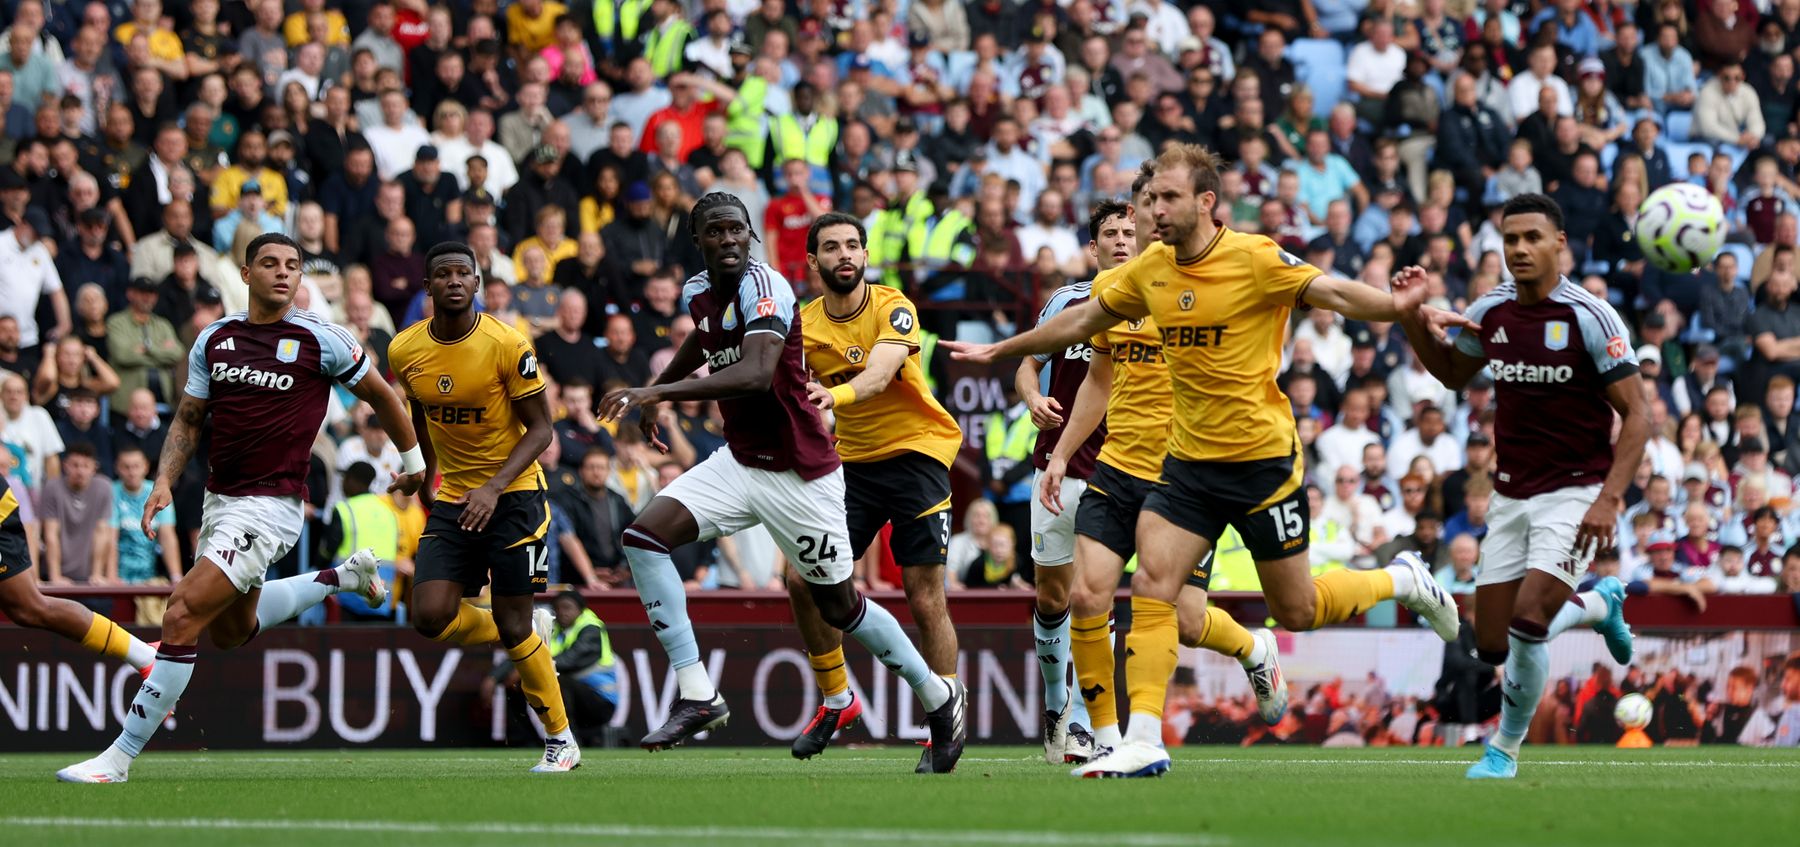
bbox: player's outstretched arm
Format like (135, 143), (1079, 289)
(349, 374), (427, 496)
(1577, 373), (1654, 557)
(143, 392), (206, 541)
(941, 300), (1120, 364)
(1040, 354), (1113, 515)
(1304, 272), (1479, 340)
(1396, 311), (1489, 390)
(603, 332), (784, 422)
(809, 342), (908, 410)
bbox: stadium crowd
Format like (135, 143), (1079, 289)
(4, 0), (1800, 616)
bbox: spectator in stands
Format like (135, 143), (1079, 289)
(1750, 267), (1800, 397)
(104, 277), (181, 411)
(115, 387), (163, 470)
(1709, 545), (1778, 593)
(1377, 509), (1448, 570)
(35, 336), (119, 421)
(39, 441), (111, 586)
(1643, 22), (1700, 117)
(1317, 388), (1381, 475)
(1693, 0), (1756, 72)
(557, 447), (636, 589)
(1383, 472), (1431, 538)
(55, 387), (111, 470)
(1436, 534), (1481, 593)
(1444, 480), (1492, 542)
(1694, 62), (1766, 148)
(1346, 18), (1406, 126)
(112, 444), (177, 584)
(596, 313), (651, 391)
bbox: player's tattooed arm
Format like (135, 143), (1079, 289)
(942, 301), (1119, 364)
(143, 392), (207, 540)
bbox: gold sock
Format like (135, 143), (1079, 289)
(808, 647), (849, 698)
(79, 613), (129, 660)
(431, 602), (502, 645)
(1311, 569), (1396, 629)
(508, 633), (570, 735)
(1069, 613), (1117, 731)
(1195, 606), (1255, 662)
(1123, 597), (1180, 721)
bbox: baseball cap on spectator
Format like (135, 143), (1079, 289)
(1636, 344), (1661, 365)
(463, 188), (494, 206)
(1683, 462), (1708, 483)
(268, 130), (296, 149)
(849, 55), (873, 72)
(1350, 327), (1376, 349)
(728, 38), (753, 57)
(1027, 25), (1051, 44)
(1468, 373), (1495, 390)
(893, 151), (920, 173)
(416, 145), (439, 161)
(908, 31), (930, 49)
(1466, 432), (1492, 448)
(78, 207), (108, 228)
(1577, 57), (1605, 78)
(532, 144), (559, 165)
(1695, 344), (1721, 364)
(241, 180), (263, 195)
(1178, 36), (1203, 54)
(20, 206), (51, 234)
(626, 181), (653, 203)
(1742, 437), (1768, 455)
(1645, 535), (1676, 553)
(127, 276), (160, 292)
(195, 284), (223, 306)
(799, 20), (823, 39)
(896, 116), (919, 135)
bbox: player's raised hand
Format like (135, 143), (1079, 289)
(1027, 395), (1064, 429)
(141, 481), (172, 541)
(1388, 265), (1431, 314)
(1039, 455), (1069, 515)
(598, 386), (657, 422)
(389, 469), (427, 496)
(453, 483), (502, 532)
(940, 339), (1000, 364)
(1418, 305), (1481, 345)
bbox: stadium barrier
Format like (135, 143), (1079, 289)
(4, 590), (1795, 751)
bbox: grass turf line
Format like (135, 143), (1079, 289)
(2, 746), (1795, 847)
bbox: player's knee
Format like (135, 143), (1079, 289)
(1068, 579), (1108, 618)
(812, 588), (860, 631)
(1177, 614), (1206, 649)
(621, 524), (672, 560)
(411, 607), (456, 640)
(1034, 577), (1071, 616)
(494, 615), (533, 648)
(1268, 598), (1317, 633)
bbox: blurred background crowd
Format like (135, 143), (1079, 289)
(2, 0), (1800, 616)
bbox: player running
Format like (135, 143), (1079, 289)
(0, 472), (159, 677)
(1041, 185), (1288, 767)
(1393, 193), (1642, 780)
(944, 144), (1468, 778)
(387, 241), (580, 773)
(600, 194), (967, 773)
(786, 212), (962, 767)
(1013, 220), (1108, 766)
(57, 233), (420, 783)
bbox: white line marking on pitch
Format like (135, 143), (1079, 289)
(1184, 758), (1800, 768)
(0, 817), (1227, 847)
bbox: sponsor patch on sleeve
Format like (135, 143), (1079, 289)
(756, 297), (778, 318)
(1606, 336), (1628, 359)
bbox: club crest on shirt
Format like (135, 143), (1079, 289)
(1128, 318), (1145, 331)
(276, 338), (300, 363)
(437, 375), (454, 394)
(1545, 321), (1569, 351)
(845, 346), (864, 364)
(722, 303), (738, 331)
(1178, 290), (1195, 310)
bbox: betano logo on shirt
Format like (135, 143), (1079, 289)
(211, 362), (295, 390)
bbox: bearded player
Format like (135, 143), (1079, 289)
(1394, 193), (1640, 779)
(786, 211), (963, 770)
(945, 144), (1467, 778)
(600, 194), (967, 772)
(58, 234), (419, 783)
(1042, 182), (1288, 767)
(387, 241), (580, 773)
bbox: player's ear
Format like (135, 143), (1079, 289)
(1087, 240), (1097, 262)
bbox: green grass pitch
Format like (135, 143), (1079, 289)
(2, 746), (1796, 846)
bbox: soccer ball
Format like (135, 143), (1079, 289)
(1614, 693), (1654, 729)
(1632, 182), (1727, 274)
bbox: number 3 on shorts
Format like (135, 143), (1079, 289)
(1265, 501), (1303, 542)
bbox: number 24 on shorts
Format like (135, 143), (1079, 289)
(795, 533), (839, 580)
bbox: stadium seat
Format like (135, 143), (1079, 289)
(1664, 109), (1693, 142)
(1286, 39), (1346, 119)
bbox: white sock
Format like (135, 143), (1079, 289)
(123, 637), (156, 671)
(1383, 562), (1417, 598)
(1124, 711), (1162, 746)
(917, 675), (952, 712)
(823, 690), (853, 709)
(675, 662), (715, 701)
(549, 727), (574, 744)
(1094, 724), (1123, 749)
(1242, 630), (1270, 669)
(255, 573), (334, 630)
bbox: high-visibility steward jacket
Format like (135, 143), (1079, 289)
(549, 608), (615, 676)
(770, 113), (837, 168)
(725, 75), (771, 168)
(644, 18), (694, 79)
(869, 190), (933, 288)
(332, 492), (400, 562)
(594, 0), (653, 43)
(922, 208), (977, 269)
(984, 407), (1035, 504)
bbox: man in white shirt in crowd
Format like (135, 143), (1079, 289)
(1507, 44), (1573, 122)
(1346, 18), (1406, 124)
(335, 411), (402, 495)
(1015, 189), (1086, 279)
(1316, 388), (1382, 476)
(1706, 546), (1778, 594)
(1388, 404), (1465, 477)
(364, 88), (431, 181)
(0, 207), (69, 362)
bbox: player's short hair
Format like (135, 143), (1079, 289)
(343, 461), (377, 490)
(1500, 193), (1565, 232)
(1152, 143), (1225, 199)
(690, 191), (757, 240)
(1130, 160), (1158, 199)
(1088, 199), (1131, 242)
(245, 232), (301, 265)
(425, 240), (479, 273)
(806, 211), (865, 256)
